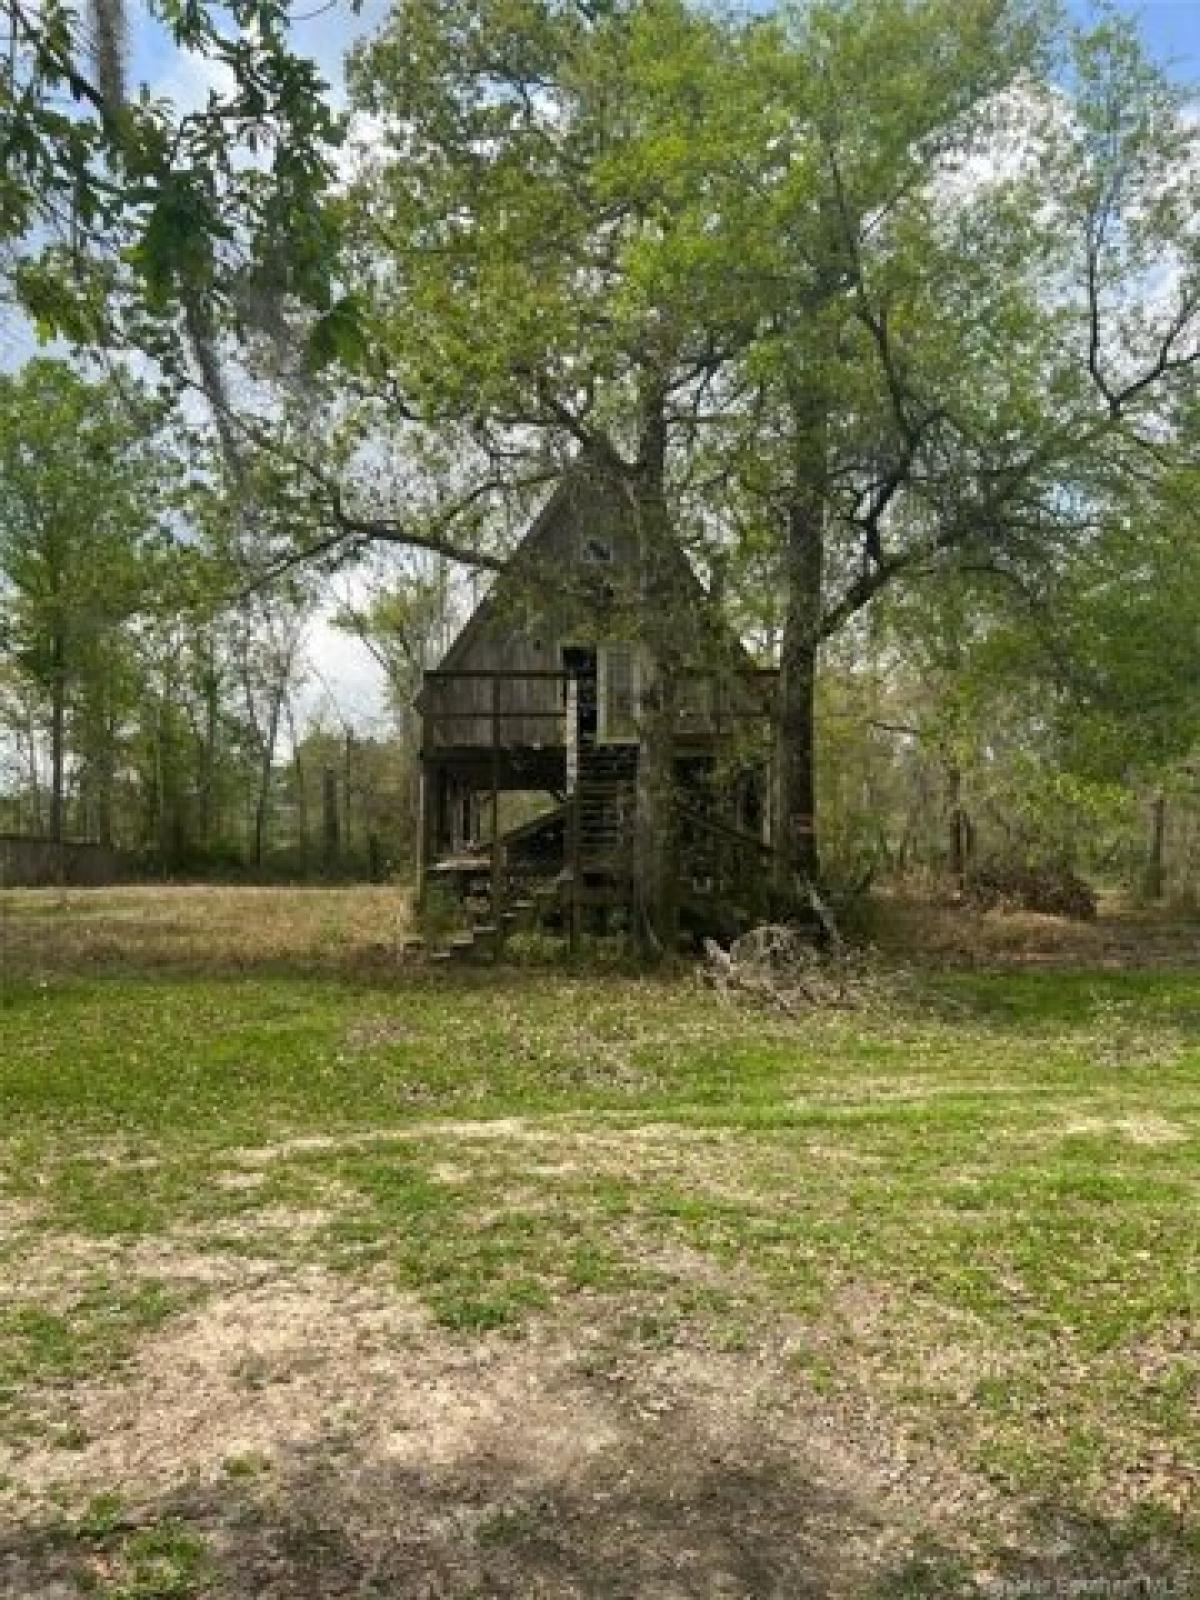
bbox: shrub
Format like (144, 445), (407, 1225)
(962, 860), (1097, 920)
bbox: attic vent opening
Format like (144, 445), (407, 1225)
(582, 534), (614, 564)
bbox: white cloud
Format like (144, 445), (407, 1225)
(297, 600), (390, 733)
(148, 45), (237, 113)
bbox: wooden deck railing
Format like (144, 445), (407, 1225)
(419, 666), (778, 750)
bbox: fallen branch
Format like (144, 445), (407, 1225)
(701, 924), (892, 1014)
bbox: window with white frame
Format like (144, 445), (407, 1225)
(598, 645), (639, 743)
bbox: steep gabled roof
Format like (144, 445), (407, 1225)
(437, 475), (587, 672)
(436, 464), (764, 683)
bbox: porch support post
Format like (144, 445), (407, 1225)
(417, 758), (439, 910)
(565, 673), (582, 953)
(490, 683), (506, 949)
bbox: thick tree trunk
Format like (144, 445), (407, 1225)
(629, 391), (680, 958)
(322, 765), (340, 873)
(778, 445), (825, 889)
(83, 691), (118, 849)
(343, 731), (355, 862)
(1144, 791), (1167, 901)
(286, 701), (309, 873)
(199, 643), (220, 850)
(252, 689), (284, 868)
(634, 646), (679, 956)
(154, 696), (169, 869)
(93, 728), (116, 849)
(49, 630), (66, 844)
(22, 702), (43, 835)
(947, 764), (970, 884)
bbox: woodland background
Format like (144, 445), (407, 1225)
(1, 0), (1198, 911)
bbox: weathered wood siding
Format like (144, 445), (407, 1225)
(421, 667), (566, 752)
(422, 473), (772, 752)
(425, 477), (632, 750)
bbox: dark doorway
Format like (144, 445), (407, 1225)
(561, 645), (598, 748)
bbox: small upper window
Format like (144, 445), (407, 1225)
(582, 534), (614, 565)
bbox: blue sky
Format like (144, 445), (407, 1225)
(1106, 2), (1198, 75)
(10, 0), (1195, 726)
(127, 0), (391, 110)
(125, 1), (1196, 113)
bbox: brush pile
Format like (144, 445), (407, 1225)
(962, 862), (1097, 920)
(701, 924), (893, 1014)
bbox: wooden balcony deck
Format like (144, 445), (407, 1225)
(418, 667), (778, 753)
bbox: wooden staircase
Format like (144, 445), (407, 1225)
(404, 879), (562, 965)
(405, 780), (816, 965)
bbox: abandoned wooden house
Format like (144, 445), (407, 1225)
(414, 466), (783, 954)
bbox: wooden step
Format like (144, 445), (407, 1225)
(573, 886), (630, 907)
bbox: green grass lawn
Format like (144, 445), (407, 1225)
(0, 888), (1197, 1598)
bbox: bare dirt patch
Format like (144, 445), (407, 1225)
(228, 1115), (561, 1169)
(6, 1271), (425, 1507)
(1, 1267), (1012, 1600)
(1060, 1113), (1191, 1146)
(227, 1117), (753, 1196)
(0, 1233), (271, 1313)
(1, 1182), (1192, 1596)
(0, 1196), (42, 1231)
(341, 1015), (422, 1051)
